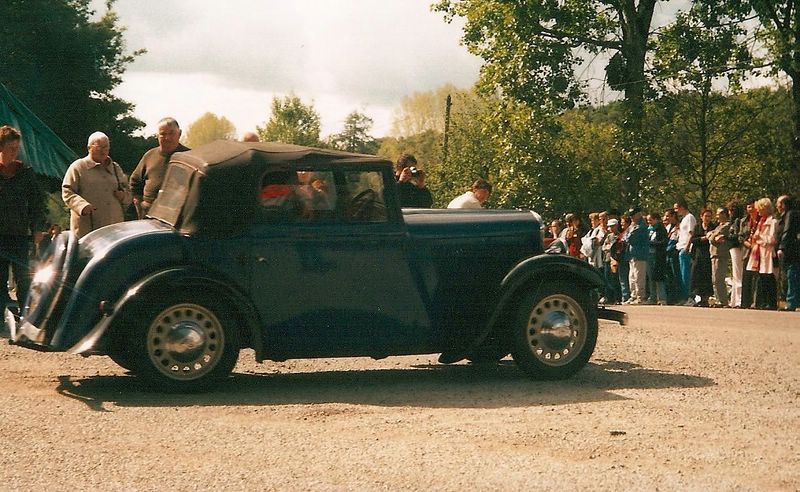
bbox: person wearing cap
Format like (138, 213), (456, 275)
(62, 131), (132, 239)
(447, 178), (492, 209)
(622, 206), (650, 304)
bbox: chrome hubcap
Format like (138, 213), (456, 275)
(525, 294), (586, 366)
(147, 303), (224, 380)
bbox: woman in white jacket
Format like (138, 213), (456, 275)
(746, 197), (778, 309)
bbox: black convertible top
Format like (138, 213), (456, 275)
(147, 140), (393, 237)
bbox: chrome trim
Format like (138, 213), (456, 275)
(8, 308), (47, 345)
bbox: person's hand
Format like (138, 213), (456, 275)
(777, 250), (785, 260)
(113, 189), (126, 202)
(80, 204), (94, 216)
(398, 167), (414, 183)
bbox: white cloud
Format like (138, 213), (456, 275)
(94, 0), (482, 138)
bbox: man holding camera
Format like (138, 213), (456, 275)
(62, 131), (132, 238)
(395, 153), (433, 208)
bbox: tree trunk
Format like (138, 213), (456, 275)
(618, 0), (657, 203)
(790, 67), (800, 187)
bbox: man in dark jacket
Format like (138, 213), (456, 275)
(623, 207), (650, 304)
(777, 195), (799, 311)
(394, 153), (433, 208)
(0, 125), (46, 305)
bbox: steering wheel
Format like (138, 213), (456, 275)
(348, 189), (377, 220)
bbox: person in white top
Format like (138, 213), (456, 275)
(673, 198), (697, 304)
(447, 179), (492, 209)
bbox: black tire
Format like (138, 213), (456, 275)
(108, 348), (137, 373)
(510, 282), (597, 379)
(130, 293), (240, 391)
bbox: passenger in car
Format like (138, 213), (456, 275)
(296, 170), (335, 215)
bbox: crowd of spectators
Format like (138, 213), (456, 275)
(544, 195), (800, 311)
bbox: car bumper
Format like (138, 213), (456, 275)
(598, 306), (628, 325)
(5, 305), (56, 351)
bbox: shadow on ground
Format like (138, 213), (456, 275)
(55, 358), (714, 412)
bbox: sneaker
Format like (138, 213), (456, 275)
(628, 298), (643, 305)
(683, 298), (697, 307)
(598, 297), (608, 304)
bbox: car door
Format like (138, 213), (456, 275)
(249, 165), (430, 359)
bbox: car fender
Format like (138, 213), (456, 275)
(438, 253), (602, 364)
(68, 266), (264, 359)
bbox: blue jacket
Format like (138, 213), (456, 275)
(625, 217), (651, 261)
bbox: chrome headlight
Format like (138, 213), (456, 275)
(32, 264), (56, 285)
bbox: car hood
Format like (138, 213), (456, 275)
(402, 208), (542, 239)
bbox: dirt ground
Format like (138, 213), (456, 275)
(0, 305), (798, 491)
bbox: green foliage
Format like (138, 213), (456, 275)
(44, 191), (69, 229)
(184, 112), (236, 148)
(328, 111), (378, 154)
(257, 95), (321, 146)
(390, 84), (458, 137)
(744, 0), (800, 183)
(0, 0), (146, 164)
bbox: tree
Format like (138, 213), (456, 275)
(651, 2), (755, 206)
(184, 112), (236, 148)
(329, 111), (378, 154)
(257, 95), (321, 146)
(743, 0), (800, 184)
(0, 0), (146, 164)
(390, 84), (458, 137)
(434, 0), (683, 200)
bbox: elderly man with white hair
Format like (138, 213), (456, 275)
(62, 131), (132, 238)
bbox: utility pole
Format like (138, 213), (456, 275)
(443, 94), (452, 163)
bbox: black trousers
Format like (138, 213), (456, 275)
(741, 252), (759, 309)
(755, 273), (778, 309)
(0, 235), (33, 303)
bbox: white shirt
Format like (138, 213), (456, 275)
(447, 191), (482, 209)
(677, 212), (696, 251)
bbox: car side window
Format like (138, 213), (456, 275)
(342, 170), (387, 223)
(258, 169), (337, 223)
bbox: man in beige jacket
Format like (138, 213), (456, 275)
(62, 132), (132, 238)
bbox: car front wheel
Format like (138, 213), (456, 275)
(510, 282), (597, 379)
(132, 295), (240, 391)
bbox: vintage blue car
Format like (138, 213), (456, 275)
(8, 141), (624, 390)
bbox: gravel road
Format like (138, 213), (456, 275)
(1, 306), (798, 491)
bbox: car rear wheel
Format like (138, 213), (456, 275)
(510, 282), (597, 379)
(132, 294), (240, 391)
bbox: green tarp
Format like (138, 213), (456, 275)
(0, 82), (76, 179)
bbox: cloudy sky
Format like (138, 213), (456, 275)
(92, 0), (483, 138)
